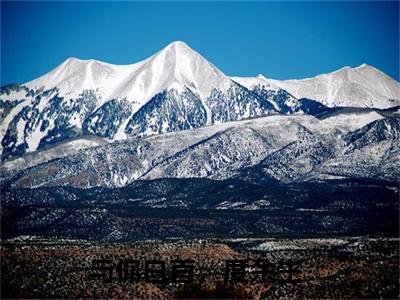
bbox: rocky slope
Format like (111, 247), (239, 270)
(2, 113), (398, 189)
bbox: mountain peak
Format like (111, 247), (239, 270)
(354, 63), (381, 73)
(140, 41), (229, 98)
(356, 63), (369, 69)
(64, 57), (81, 63)
(267, 63), (400, 109)
(256, 74), (267, 81)
(157, 41), (199, 61)
(334, 63), (378, 75)
(165, 40), (192, 50)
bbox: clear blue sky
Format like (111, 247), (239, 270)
(1, 1), (399, 86)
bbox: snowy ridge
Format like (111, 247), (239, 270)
(1, 41), (399, 161)
(2, 41), (262, 159)
(266, 64), (400, 109)
(25, 41), (229, 123)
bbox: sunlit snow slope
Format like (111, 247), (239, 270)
(266, 64), (400, 108)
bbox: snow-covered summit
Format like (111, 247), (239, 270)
(26, 57), (134, 101)
(25, 41), (231, 109)
(266, 64), (400, 109)
(146, 41), (231, 97)
(20, 45), (400, 111)
(2, 42), (400, 161)
(1, 41), (273, 159)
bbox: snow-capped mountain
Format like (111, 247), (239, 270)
(24, 41), (232, 126)
(1, 41), (300, 160)
(2, 41), (399, 243)
(1, 41), (399, 166)
(266, 64), (400, 108)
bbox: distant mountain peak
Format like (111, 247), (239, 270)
(23, 40), (231, 105)
(142, 40), (230, 98)
(329, 63), (385, 77)
(356, 63), (369, 69)
(267, 64), (400, 109)
(156, 40), (197, 59)
(354, 63), (381, 72)
(256, 74), (267, 81)
(164, 40), (192, 51)
(64, 56), (80, 63)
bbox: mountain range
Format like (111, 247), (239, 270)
(0, 41), (399, 192)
